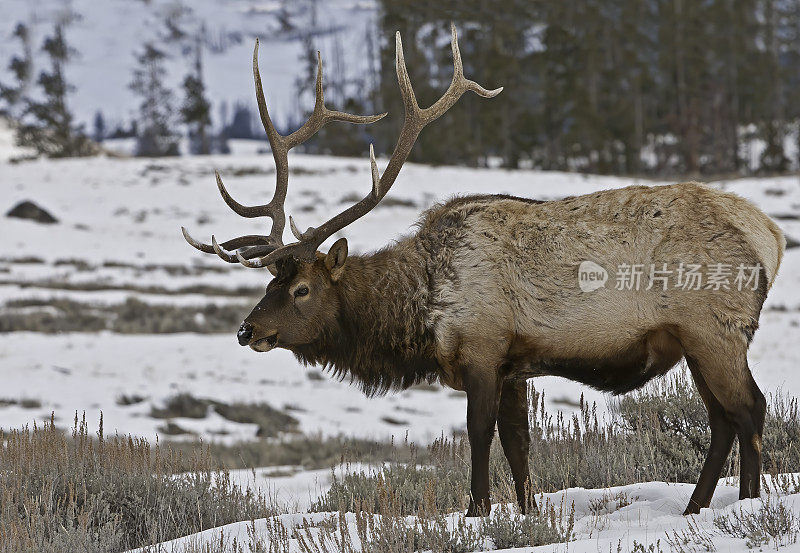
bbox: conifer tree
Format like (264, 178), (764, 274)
(92, 111), (106, 143)
(130, 42), (179, 157)
(17, 23), (93, 157)
(0, 22), (34, 118)
(181, 37), (211, 154)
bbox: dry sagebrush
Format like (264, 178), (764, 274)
(315, 370), (800, 515)
(0, 414), (272, 553)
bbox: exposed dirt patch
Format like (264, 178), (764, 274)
(0, 297), (250, 333)
(149, 393), (299, 438)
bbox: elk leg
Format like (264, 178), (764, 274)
(498, 379), (535, 514)
(684, 346), (765, 511)
(733, 375), (766, 499)
(684, 358), (736, 514)
(463, 366), (501, 517)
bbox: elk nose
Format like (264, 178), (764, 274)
(237, 322), (254, 346)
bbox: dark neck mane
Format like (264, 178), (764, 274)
(291, 242), (439, 396)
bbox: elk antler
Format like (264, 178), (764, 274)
(237, 23), (502, 268)
(182, 40), (387, 265)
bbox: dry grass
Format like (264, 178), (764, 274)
(149, 393), (301, 438)
(314, 370), (800, 515)
(0, 297), (251, 333)
(0, 414), (273, 552)
(0, 279), (259, 297)
(4, 369), (800, 552)
(164, 434), (423, 474)
(714, 494), (800, 549)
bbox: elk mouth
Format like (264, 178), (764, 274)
(250, 333), (278, 352)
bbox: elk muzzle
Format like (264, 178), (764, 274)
(238, 321), (279, 352)
(237, 322), (254, 346)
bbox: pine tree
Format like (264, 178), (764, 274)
(223, 101), (254, 139)
(17, 23), (93, 157)
(130, 42), (179, 157)
(287, 0), (373, 156)
(92, 111), (106, 143)
(181, 37), (211, 154)
(0, 22), (34, 118)
(757, 0), (790, 173)
(369, 0), (800, 176)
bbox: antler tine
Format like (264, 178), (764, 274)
(235, 245), (287, 267)
(181, 227), (275, 256)
(421, 24), (503, 123)
(253, 38), (285, 149)
(284, 51), (387, 149)
(215, 170), (272, 218)
(252, 38), (290, 250)
(394, 30), (420, 120)
(239, 23), (503, 268)
(182, 227), (215, 254)
(370, 143), (380, 197)
(184, 38), (386, 268)
(211, 235), (239, 263)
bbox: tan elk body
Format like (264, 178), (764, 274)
(182, 25), (786, 516)
(418, 184), (783, 391)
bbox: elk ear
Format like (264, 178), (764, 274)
(325, 238), (348, 281)
(272, 258), (297, 279)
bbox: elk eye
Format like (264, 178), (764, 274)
(294, 286), (309, 298)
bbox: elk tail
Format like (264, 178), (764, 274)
(763, 215), (785, 291)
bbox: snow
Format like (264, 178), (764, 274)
(1, 149), (798, 443)
(0, 116), (34, 161)
(127, 477), (800, 552)
(0, 333), (473, 443)
(1, 121), (799, 550)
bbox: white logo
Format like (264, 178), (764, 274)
(578, 261), (608, 292)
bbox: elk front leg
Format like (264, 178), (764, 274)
(463, 366), (501, 517)
(498, 379), (535, 514)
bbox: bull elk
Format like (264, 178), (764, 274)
(182, 24), (785, 516)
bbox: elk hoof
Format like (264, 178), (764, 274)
(683, 500), (702, 516)
(465, 499), (491, 517)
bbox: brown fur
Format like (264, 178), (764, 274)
(239, 182), (785, 516)
(291, 244), (440, 396)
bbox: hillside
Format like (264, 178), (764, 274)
(1, 0), (376, 130)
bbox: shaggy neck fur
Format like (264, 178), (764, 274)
(291, 241), (439, 396)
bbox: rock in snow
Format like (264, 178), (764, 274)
(6, 200), (59, 224)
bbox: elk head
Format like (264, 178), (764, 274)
(182, 24), (502, 352)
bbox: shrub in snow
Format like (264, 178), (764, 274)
(148, 392), (299, 438)
(714, 494), (800, 548)
(0, 297), (250, 334)
(314, 370), (800, 516)
(481, 503), (574, 549)
(0, 414), (273, 552)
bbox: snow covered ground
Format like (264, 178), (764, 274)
(1, 141), (799, 551)
(2, 148), (798, 443)
(132, 476), (800, 552)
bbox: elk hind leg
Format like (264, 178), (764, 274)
(684, 357), (736, 514)
(686, 345), (765, 511)
(739, 373), (766, 499)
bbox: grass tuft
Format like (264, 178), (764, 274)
(0, 414), (272, 552)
